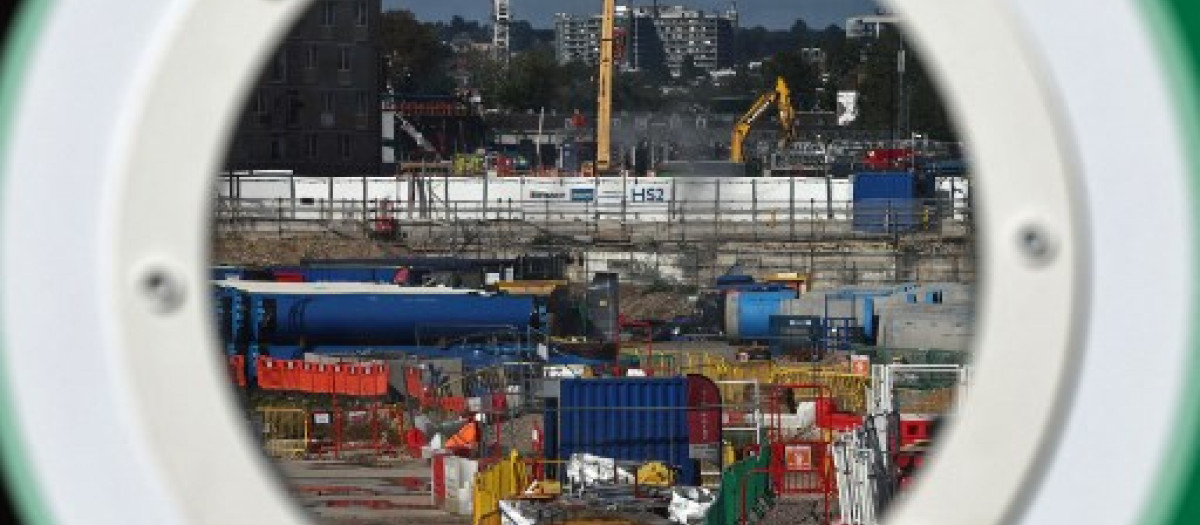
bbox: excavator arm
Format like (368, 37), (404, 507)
(775, 77), (796, 145)
(731, 77), (795, 163)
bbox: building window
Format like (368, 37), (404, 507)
(356, 91), (368, 115)
(339, 47), (352, 71)
(253, 90), (265, 114)
(322, 1), (336, 26)
(307, 135), (318, 158)
(270, 137), (284, 160)
(340, 135), (352, 158)
(356, 2), (368, 26)
(269, 51), (286, 82)
(285, 91), (301, 127)
(306, 47), (318, 69)
(322, 92), (335, 114)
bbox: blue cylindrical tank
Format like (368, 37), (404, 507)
(239, 287), (534, 346)
(724, 289), (798, 340)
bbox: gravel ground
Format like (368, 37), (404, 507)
(757, 498), (838, 525)
(214, 234), (404, 266)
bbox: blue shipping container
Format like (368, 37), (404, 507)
(853, 172), (919, 233)
(724, 289), (798, 340)
(546, 378), (696, 485)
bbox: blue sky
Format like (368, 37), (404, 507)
(382, 0), (881, 30)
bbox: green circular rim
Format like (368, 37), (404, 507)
(0, 2), (56, 524)
(1140, 1), (1200, 524)
(0, 2), (1198, 525)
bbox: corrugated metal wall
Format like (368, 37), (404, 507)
(545, 378), (695, 484)
(852, 172), (918, 233)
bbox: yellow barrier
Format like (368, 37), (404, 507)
(257, 407), (308, 459)
(473, 451), (530, 525)
(773, 371), (870, 414)
(894, 387), (957, 414)
(683, 355), (871, 414)
(619, 349), (679, 377)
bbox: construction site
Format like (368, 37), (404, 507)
(212, 2), (974, 525)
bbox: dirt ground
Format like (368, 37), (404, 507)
(213, 234), (404, 266)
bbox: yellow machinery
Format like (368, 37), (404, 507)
(636, 462), (674, 487)
(493, 280), (567, 296)
(765, 272), (811, 294)
(595, 0), (616, 173)
(731, 76), (796, 163)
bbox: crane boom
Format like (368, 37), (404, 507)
(596, 0), (616, 173)
(731, 77), (795, 163)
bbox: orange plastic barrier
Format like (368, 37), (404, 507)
(258, 357), (284, 390)
(255, 357), (389, 396)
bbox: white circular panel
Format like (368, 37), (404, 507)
(3, 1), (312, 524)
(878, 1), (1086, 522)
(0, 1), (1193, 524)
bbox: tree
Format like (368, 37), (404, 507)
(853, 27), (958, 141)
(436, 16), (489, 43)
(762, 50), (820, 110)
(496, 45), (565, 111)
(789, 19), (812, 47)
(614, 71), (666, 112)
(553, 60), (597, 114)
(735, 26), (803, 63)
(679, 55), (703, 82)
(460, 49), (508, 106)
(380, 10), (454, 94)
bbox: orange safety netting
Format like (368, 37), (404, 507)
(256, 357), (389, 396)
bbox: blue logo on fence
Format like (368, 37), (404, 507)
(570, 188), (596, 202)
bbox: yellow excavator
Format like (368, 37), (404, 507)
(731, 77), (796, 163)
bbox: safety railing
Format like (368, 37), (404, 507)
(257, 407), (309, 459)
(213, 194), (971, 238)
(682, 355), (871, 414)
(870, 364), (970, 416)
(617, 348), (679, 377)
(308, 404), (408, 459)
(253, 403), (411, 461)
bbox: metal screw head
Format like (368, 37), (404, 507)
(140, 267), (185, 314)
(1017, 223), (1057, 266)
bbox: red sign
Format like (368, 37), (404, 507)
(851, 355), (871, 377)
(785, 445), (814, 472)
